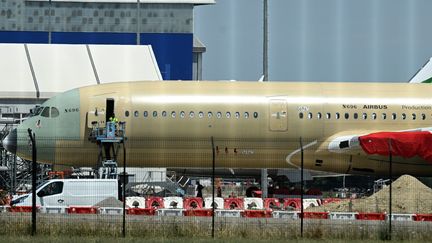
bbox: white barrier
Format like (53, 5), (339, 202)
(126, 197), (146, 208)
(388, 214), (414, 221)
(215, 209), (242, 218)
(272, 211), (299, 219)
(329, 212), (358, 220)
(157, 208), (184, 216)
(243, 198), (264, 210)
(100, 207), (124, 215)
(42, 206), (67, 214)
(204, 197), (224, 209)
(163, 197), (183, 209)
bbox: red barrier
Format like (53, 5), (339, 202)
(283, 198), (301, 210)
(413, 214), (432, 221)
(356, 212), (386, 220)
(224, 198), (244, 210)
(241, 210), (272, 218)
(184, 209), (213, 217)
(183, 197), (203, 209)
(299, 212), (329, 219)
(146, 197), (164, 209)
(9, 206), (39, 213)
(263, 198), (280, 210)
(127, 208), (156, 216)
(67, 206), (98, 214)
(322, 198), (342, 205)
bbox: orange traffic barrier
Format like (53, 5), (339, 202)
(146, 197), (164, 209)
(224, 198), (244, 210)
(183, 197), (203, 209)
(299, 212), (329, 219)
(9, 206), (39, 213)
(127, 208), (156, 216)
(184, 209), (213, 217)
(263, 198), (280, 210)
(356, 212), (385, 220)
(67, 206), (98, 214)
(241, 210), (272, 218)
(413, 214), (432, 221)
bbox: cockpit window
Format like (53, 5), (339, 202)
(51, 107), (59, 118)
(31, 106), (44, 117)
(41, 107), (50, 117)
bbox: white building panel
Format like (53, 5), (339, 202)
(90, 45), (162, 83)
(28, 44), (96, 97)
(0, 44), (36, 98)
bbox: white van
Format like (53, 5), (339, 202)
(11, 179), (119, 207)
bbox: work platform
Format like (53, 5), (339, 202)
(89, 121), (126, 179)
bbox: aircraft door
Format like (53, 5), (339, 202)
(106, 98), (115, 123)
(269, 99), (288, 131)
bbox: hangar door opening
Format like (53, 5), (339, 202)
(269, 99), (287, 131)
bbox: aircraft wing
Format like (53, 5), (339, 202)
(327, 127), (432, 162)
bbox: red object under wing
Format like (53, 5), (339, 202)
(358, 131), (432, 162)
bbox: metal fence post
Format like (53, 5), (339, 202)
(122, 141), (126, 238)
(388, 138), (392, 240)
(211, 136), (215, 238)
(300, 137), (304, 238)
(27, 128), (37, 236)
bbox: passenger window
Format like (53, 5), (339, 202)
(422, 113), (426, 120)
(392, 113), (396, 120)
(143, 111), (148, 117)
(37, 181), (63, 197)
(208, 112), (213, 118)
(299, 112), (304, 119)
(162, 111), (167, 117)
(402, 113), (406, 120)
(353, 113), (358, 119)
(307, 112), (313, 119)
(244, 112), (249, 119)
(382, 113), (386, 120)
(362, 113), (367, 120)
(51, 107), (59, 118)
(335, 113), (340, 119)
(125, 111), (130, 117)
(171, 111), (176, 118)
(199, 111), (204, 119)
(152, 111), (158, 117)
(412, 113), (416, 120)
(253, 112), (259, 118)
(372, 113), (377, 120)
(326, 113), (331, 119)
(235, 112), (240, 119)
(41, 107), (50, 117)
(226, 112), (231, 118)
(189, 111), (195, 118)
(134, 111), (139, 117)
(317, 112), (322, 119)
(344, 113), (349, 119)
(180, 111), (185, 118)
(217, 112), (222, 118)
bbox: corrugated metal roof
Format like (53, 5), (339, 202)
(27, 0), (215, 5)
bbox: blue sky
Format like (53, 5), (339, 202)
(195, 0), (432, 82)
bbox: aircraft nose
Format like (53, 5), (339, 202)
(2, 128), (17, 154)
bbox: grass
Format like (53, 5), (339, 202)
(0, 215), (432, 241)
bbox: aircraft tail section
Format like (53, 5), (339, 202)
(409, 57), (432, 83)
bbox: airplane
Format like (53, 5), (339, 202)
(3, 58), (432, 177)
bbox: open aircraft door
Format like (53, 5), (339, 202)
(87, 95), (116, 128)
(269, 99), (288, 131)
